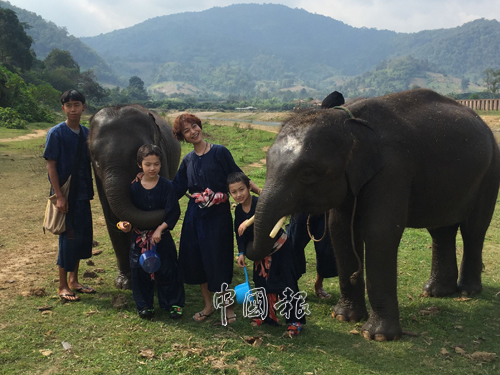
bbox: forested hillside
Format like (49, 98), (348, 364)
(80, 3), (500, 96)
(1, 2), (499, 101)
(0, 0), (116, 82)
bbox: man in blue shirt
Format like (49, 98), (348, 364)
(43, 90), (95, 302)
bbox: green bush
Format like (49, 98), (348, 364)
(0, 107), (28, 129)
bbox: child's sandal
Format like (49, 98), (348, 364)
(286, 322), (302, 336)
(170, 305), (183, 319)
(251, 318), (264, 326)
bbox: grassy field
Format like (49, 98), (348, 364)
(0, 114), (499, 375)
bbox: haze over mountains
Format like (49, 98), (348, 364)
(2, 2), (499, 97)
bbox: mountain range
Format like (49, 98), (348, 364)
(2, 2), (499, 97)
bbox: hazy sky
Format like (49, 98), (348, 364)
(5, 0), (500, 37)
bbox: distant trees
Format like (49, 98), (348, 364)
(0, 8), (34, 71)
(126, 76), (149, 101)
(460, 78), (470, 92)
(484, 68), (500, 94)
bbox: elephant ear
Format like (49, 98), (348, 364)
(345, 118), (383, 196)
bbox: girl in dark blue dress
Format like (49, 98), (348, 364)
(228, 172), (306, 336)
(118, 145), (185, 319)
(172, 114), (259, 323)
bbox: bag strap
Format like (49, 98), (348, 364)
(66, 126), (85, 232)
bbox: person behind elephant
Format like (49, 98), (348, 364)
(287, 213), (338, 299)
(229, 172), (306, 336)
(117, 144), (185, 320)
(44, 89), (96, 302)
(172, 113), (260, 323)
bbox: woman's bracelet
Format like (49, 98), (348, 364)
(116, 221), (122, 230)
(237, 252), (244, 257)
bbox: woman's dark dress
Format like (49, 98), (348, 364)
(173, 144), (242, 292)
(235, 196), (305, 324)
(129, 177), (185, 312)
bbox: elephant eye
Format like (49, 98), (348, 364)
(300, 167), (319, 184)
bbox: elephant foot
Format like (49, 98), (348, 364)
(114, 273), (132, 290)
(361, 316), (402, 341)
(422, 278), (457, 297)
(332, 299), (368, 323)
(457, 280), (482, 296)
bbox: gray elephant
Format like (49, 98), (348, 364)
(88, 105), (181, 289)
(249, 89), (500, 341)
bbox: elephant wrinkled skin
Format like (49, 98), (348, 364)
(250, 89), (500, 341)
(88, 105), (181, 289)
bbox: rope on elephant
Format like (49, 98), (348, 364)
(349, 197), (363, 286)
(333, 106), (354, 119)
(306, 212), (327, 242)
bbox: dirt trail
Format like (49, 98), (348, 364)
(0, 129), (48, 142)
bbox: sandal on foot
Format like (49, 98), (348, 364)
(59, 293), (80, 302)
(193, 310), (213, 322)
(75, 285), (96, 294)
(287, 322), (303, 337)
(214, 315), (236, 326)
(315, 288), (331, 299)
(251, 318), (264, 326)
(170, 305), (183, 319)
(139, 307), (154, 320)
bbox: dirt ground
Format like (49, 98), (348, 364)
(1, 112), (499, 305)
(482, 115), (500, 130)
(0, 129), (48, 142)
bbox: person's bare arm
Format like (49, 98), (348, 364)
(46, 159), (68, 213)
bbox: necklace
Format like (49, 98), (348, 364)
(196, 141), (209, 156)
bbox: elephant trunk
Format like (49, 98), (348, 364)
(103, 170), (165, 230)
(249, 185), (290, 261)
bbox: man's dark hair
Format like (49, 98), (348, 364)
(60, 89), (86, 105)
(321, 91), (345, 109)
(137, 144), (162, 165)
(227, 171), (250, 188)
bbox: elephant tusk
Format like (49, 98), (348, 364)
(245, 215), (255, 228)
(270, 216), (287, 238)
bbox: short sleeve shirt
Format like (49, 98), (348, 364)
(43, 122), (94, 201)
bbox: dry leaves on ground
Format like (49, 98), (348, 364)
(139, 349), (155, 359)
(419, 306), (440, 316)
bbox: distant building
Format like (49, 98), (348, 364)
(235, 106), (257, 111)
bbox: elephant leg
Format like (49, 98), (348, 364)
(458, 168), (499, 295)
(330, 206), (368, 323)
(422, 224), (460, 297)
(457, 194), (496, 294)
(361, 224), (404, 341)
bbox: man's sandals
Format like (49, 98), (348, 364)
(192, 310), (214, 322)
(74, 285), (96, 294)
(59, 293), (80, 302)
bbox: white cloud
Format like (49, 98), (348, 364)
(4, 0), (500, 37)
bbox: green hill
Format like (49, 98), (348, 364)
(80, 4), (499, 95)
(0, 0), (116, 83)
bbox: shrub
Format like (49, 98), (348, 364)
(0, 107), (28, 129)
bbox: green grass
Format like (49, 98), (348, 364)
(0, 122), (499, 374)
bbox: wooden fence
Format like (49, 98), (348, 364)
(456, 99), (500, 111)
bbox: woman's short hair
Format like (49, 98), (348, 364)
(172, 113), (202, 142)
(137, 144), (162, 165)
(227, 171), (250, 188)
